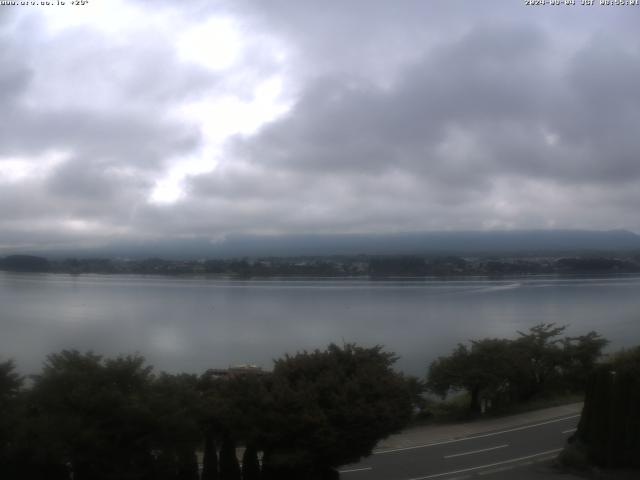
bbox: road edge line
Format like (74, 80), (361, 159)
(375, 415), (579, 455)
(407, 448), (563, 480)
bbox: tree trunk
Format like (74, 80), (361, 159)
(469, 385), (481, 415)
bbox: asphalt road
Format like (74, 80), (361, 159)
(339, 414), (580, 480)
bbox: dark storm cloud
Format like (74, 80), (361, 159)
(230, 20), (640, 184)
(231, 23), (550, 174)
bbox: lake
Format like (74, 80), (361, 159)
(1, 272), (639, 376)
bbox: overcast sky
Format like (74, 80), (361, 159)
(1, 0), (639, 251)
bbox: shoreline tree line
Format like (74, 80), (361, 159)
(2, 253), (640, 277)
(0, 325), (614, 479)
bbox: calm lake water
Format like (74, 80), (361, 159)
(1, 272), (639, 376)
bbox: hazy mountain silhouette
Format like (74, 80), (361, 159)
(15, 229), (640, 259)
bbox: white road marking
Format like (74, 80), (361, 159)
(406, 448), (563, 480)
(562, 428), (577, 434)
(443, 444), (509, 459)
(477, 465), (515, 476)
(339, 466), (373, 474)
(375, 415), (580, 455)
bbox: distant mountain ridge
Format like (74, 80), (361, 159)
(212, 229), (640, 258)
(10, 229), (640, 259)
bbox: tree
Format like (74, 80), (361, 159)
(427, 339), (516, 414)
(565, 346), (640, 469)
(201, 431), (219, 480)
(219, 433), (241, 480)
(561, 331), (609, 391)
(0, 360), (23, 478)
(426, 324), (608, 413)
(512, 323), (568, 400)
(259, 344), (413, 478)
(149, 372), (203, 480)
(242, 444), (261, 480)
(198, 370), (269, 480)
(0, 360), (22, 400)
(28, 350), (156, 480)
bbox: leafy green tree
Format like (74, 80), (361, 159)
(511, 323), (568, 400)
(28, 350), (156, 480)
(427, 339), (516, 414)
(427, 324), (609, 415)
(561, 331), (609, 391)
(260, 344), (413, 478)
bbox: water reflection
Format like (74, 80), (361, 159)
(1, 272), (639, 376)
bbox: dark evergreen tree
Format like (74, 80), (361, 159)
(241, 444), (261, 480)
(219, 434), (241, 480)
(149, 373), (203, 480)
(201, 431), (219, 480)
(0, 360), (23, 478)
(569, 346), (640, 468)
(199, 371), (268, 478)
(561, 331), (609, 391)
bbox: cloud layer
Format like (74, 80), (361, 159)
(1, 1), (640, 250)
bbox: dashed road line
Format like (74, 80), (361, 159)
(562, 428), (577, 434)
(339, 466), (373, 474)
(444, 444), (509, 459)
(405, 448), (563, 480)
(478, 465), (515, 476)
(375, 415), (579, 455)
